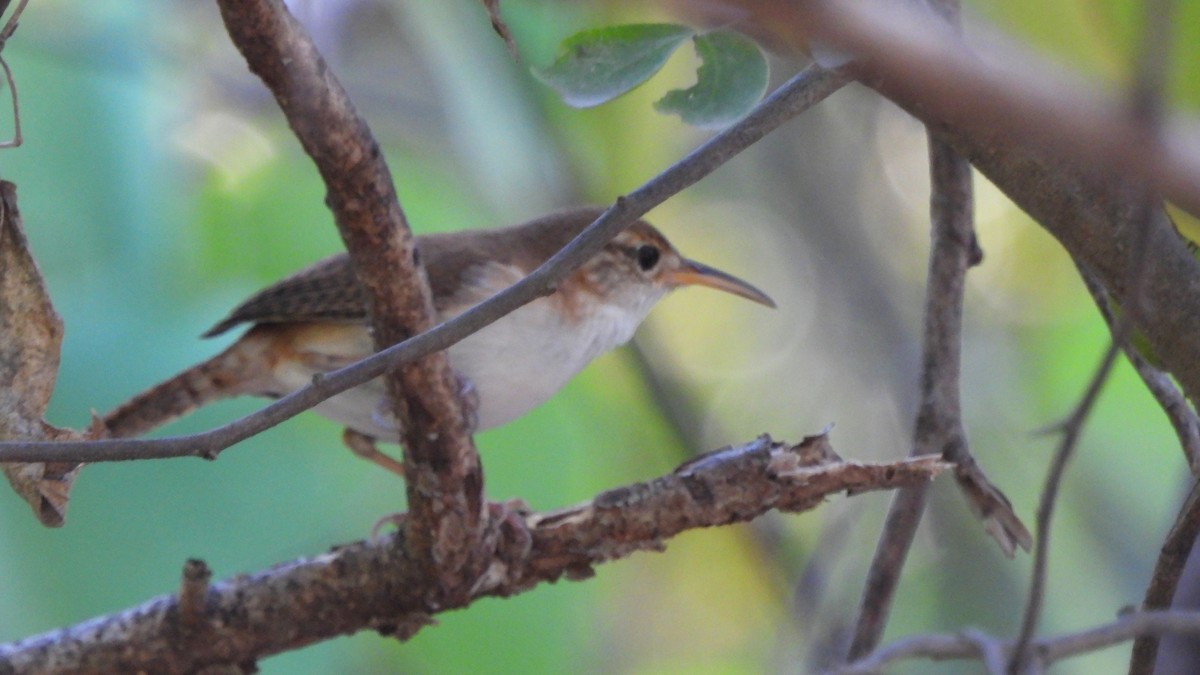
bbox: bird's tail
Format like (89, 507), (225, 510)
(101, 334), (272, 439)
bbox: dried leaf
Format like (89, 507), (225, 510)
(954, 457), (1032, 557)
(0, 180), (81, 526)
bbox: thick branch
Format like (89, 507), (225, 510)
(0, 64), (851, 465)
(215, 0), (483, 597)
(798, 0), (1200, 404)
(0, 436), (946, 674)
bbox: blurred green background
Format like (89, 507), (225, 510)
(1, 0), (1198, 673)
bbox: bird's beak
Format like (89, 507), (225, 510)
(666, 259), (776, 308)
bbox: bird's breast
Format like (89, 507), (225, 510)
(445, 294), (647, 429)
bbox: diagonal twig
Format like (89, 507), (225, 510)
(1008, 341), (1120, 672)
(0, 0), (29, 149)
(1078, 265), (1200, 474)
(1075, 260), (1200, 674)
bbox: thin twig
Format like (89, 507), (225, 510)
(0, 0), (29, 149)
(0, 437), (948, 673)
(0, 0), (28, 46)
(1012, 0), (1171, 653)
(845, 0), (1015, 660)
(1078, 256), (1200, 673)
(1079, 260), (1200, 616)
(0, 64), (852, 465)
(0, 56), (21, 148)
(1009, 343), (1121, 671)
(961, 628), (1009, 675)
(1078, 265), (1200, 474)
(1131, 480), (1200, 674)
(837, 610), (1200, 674)
(178, 559), (212, 633)
(1100, 0), (1179, 670)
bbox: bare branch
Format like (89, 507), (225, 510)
(0, 64), (851, 465)
(480, 0), (517, 59)
(0, 0), (27, 149)
(1015, 0), (1176, 669)
(0, 0), (28, 46)
(837, 610), (1200, 674)
(0, 436), (947, 673)
(845, 0), (1028, 659)
(1078, 266), (1200, 473)
(1130, 480), (1200, 674)
(794, 0), (1200, 410)
(799, 0), (1200, 216)
(214, 0), (483, 596)
(1077, 256), (1200, 675)
(845, 109), (979, 660)
(1009, 342), (1120, 670)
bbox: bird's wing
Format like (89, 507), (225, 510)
(200, 237), (499, 338)
(202, 254), (367, 337)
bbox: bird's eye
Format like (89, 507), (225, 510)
(635, 244), (661, 271)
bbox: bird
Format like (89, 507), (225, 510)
(101, 207), (775, 473)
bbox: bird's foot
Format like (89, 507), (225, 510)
(341, 428), (406, 477)
(371, 512), (406, 539)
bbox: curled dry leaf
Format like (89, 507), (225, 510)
(953, 458), (1033, 557)
(0, 180), (84, 527)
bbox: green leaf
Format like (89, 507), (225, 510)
(534, 23), (695, 108)
(655, 30), (769, 129)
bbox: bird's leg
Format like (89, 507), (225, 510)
(341, 428), (406, 476)
(346, 369), (475, 478)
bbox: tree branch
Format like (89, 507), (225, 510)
(846, 91), (979, 661)
(796, 0), (1200, 407)
(1009, 341), (1120, 672)
(214, 0), (484, 597)
(845, 0), (1029, 659)
(1130, 480), (1200, 674)
(1077, 265), (1200, 474)
(836, 609), (1200, 674)
(0, 435), (947, 673)
(0, 64), (852, 465)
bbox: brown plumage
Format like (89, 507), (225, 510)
(102, 208), (617, 439)
(202, 208), (614, 336)
(100, 207), (774, 458)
